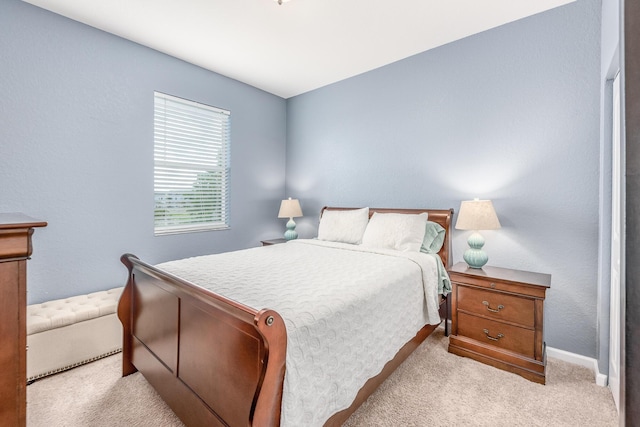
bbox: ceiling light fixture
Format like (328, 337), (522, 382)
(275, 0), (291, 4)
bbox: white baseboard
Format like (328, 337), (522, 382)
(546, 346), (608, 387)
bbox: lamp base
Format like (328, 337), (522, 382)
(464, 231), (488, 269)
(284, 218), (298, 241)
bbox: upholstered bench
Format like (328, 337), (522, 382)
(26, 287), (123, 382)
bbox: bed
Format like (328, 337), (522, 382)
(117, 207), (453, 427)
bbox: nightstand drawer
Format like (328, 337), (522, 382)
(457, 285), (535, 327)
(449, 270), (548, 299)
(457, 312), (535, 358)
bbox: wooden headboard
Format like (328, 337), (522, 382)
(320, 207), (454, 268)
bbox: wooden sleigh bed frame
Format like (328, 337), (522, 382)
(117, 207), (453, 427)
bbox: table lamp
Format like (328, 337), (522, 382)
(278, 197), (303, 240)
(455, 199), (501, 269)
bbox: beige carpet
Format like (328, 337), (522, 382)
(27, 327), (618, 426)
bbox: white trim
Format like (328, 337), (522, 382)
(546, 347), (608, 387)
(155, 91), (230, 116)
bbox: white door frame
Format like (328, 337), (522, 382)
(609, 71), (622, 412)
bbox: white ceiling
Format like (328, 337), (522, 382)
(22, 0), (574, 99)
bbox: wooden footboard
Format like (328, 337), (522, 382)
(117, 254), (287, 427)
(117, 207), (453, 427)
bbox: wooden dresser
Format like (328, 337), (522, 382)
(447, 262), (551, 384)
(0, 214), (47, 426)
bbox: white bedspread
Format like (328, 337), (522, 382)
(158, 239), (442, 427)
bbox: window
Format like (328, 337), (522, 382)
(154, 92), (231, 235)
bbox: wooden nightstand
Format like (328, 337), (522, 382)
(260, 238), (287, 246)
(447, 262), (551, 384)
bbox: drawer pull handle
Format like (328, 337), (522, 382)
(482, 300), (504, 313)
(483, 329), (504, 341)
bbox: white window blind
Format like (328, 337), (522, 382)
(154, 92), (231, 235)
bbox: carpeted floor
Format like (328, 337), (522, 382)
(27, 327), (618, 426)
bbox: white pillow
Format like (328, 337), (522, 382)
(361, 212), (428, 252)
(317, 207), (370, 244)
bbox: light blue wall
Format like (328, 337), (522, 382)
(602, 0), (620, 68)
(0, 0), (287, 304)
(286, 0), (601, 357)
(1, 0), (605, 359)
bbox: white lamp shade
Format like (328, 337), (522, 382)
(455, 199), (501, 231)
(278, 198), (303, 218)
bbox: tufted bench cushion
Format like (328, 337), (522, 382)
(26, 287), (124, 381)
(27, 287), (123, 335)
